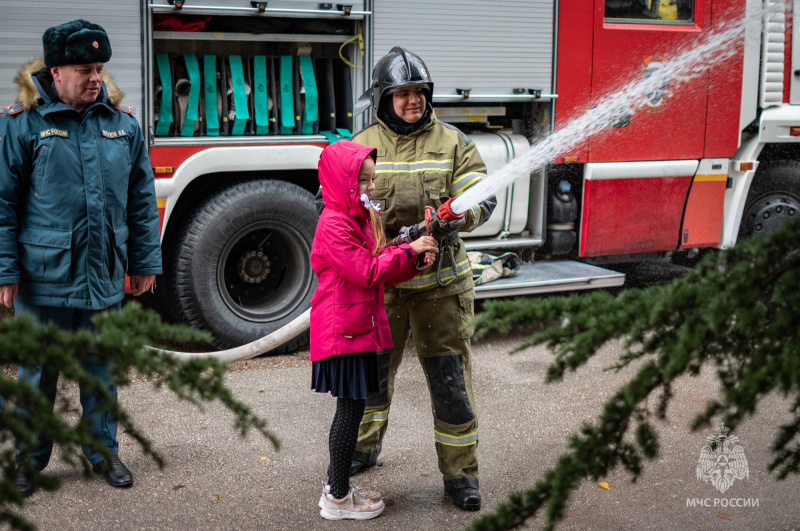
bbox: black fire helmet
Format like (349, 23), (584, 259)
(354, 47), (434, 116)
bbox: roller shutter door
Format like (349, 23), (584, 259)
(371, 0), (554, 100)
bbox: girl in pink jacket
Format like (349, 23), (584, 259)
(310, 141), (437, 520)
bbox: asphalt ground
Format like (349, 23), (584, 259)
(6, 327), (800, 531)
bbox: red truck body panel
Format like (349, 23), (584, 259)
(588, 0), (710, 162)
(680, 174), (728, 248)
(558, 0), (742, 257)
(704, 0), (746, 158)
(580, 174), (694, 256)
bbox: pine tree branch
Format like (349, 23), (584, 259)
(0, 302), (280, 530)
(469, 218), (800, 530)
(759, 249), (800, 288)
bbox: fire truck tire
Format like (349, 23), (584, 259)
(174, 180), (318, 352)
(738, 160), (800, 240)
(154, 233), (185, 325)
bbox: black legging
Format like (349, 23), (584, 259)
(328, 396), (366, 499)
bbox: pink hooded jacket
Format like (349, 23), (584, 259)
(310, 141), (419, 362)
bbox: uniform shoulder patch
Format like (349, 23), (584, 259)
(116, 105), (136, 116)
(0, 103), (24, 116)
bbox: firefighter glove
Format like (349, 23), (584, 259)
(429, 216), (466, 241)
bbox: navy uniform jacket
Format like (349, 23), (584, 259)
(0, 58), (162, 309)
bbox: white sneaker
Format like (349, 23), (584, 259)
(319, 482), (384, 520)
(352, 484), (382, 502)
(319, 483), (381, 507)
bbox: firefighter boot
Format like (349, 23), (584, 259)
(445, 478), (481, 511)
(350, 447), (380, 476)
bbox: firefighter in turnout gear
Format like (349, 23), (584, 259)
(350, 47), (496, 510)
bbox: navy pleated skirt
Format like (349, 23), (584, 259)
(311, 351), (381, 400)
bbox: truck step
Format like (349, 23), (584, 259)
(473, 260), (624, 299)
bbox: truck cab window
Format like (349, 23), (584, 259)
(605, 0), (694, 24)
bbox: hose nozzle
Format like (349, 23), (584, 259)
(438, 196), (463, 221)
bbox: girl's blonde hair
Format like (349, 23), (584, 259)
(368, 207), (387, 256)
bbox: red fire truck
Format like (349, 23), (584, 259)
(1, 0), (796, 350)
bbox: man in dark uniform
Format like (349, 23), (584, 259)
(0, 19), (162, 496)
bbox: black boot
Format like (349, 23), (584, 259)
(445, 478), (481, 511)
(448, 487), (481, 510)
(93, 456), (133, 488)
(350, 448), (380, 476)
(13, 466), (36, 497)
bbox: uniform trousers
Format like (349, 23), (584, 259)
(14, 298), (121, 469)
(355, 288), (479, 490)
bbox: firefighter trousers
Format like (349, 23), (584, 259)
(355, 289), (479, 489)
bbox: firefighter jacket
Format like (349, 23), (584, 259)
(0, 58), (162, 309)
(309, 141), (420, 361)
(352, 113), (495, 297)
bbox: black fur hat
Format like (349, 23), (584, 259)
(43, 19), (112, 69)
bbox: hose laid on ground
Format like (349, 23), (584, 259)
(154, 199), (461, 362)
(149, 309), (311, 364)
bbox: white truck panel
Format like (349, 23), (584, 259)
(792, 0), (800, 104)
(584, 160), (700, 180)
(721, 134), (762, 249)
(155, 144), (324, 239)
(470, 132), (531, 238)
(759, 0), (786, 108)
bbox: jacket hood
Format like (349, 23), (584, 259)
(13, 56), (124, 110)
(318, 141), (377, 218)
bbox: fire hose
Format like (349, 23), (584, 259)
(389, 197), (465, 288)
(148, 308), (311, 363)
(154, 198), (463, 361)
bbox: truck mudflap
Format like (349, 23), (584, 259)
(473, 261), (624, 299)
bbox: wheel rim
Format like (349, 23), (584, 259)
(217, 221), (313, 322)
(744, 194), (800, 237)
